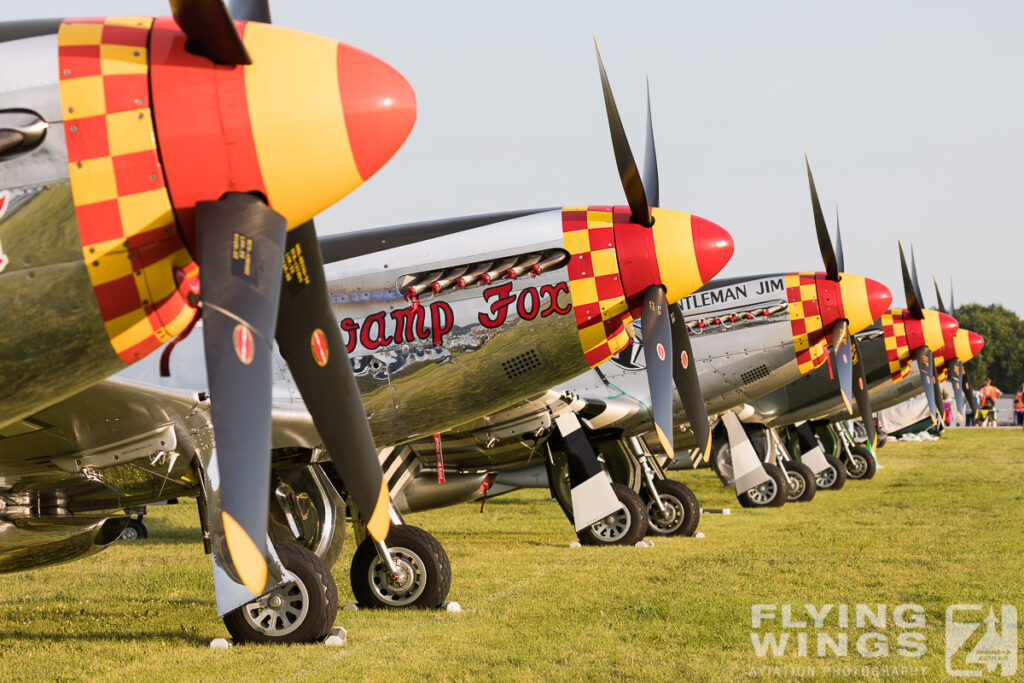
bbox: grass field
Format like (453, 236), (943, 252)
(1, 429), (1021, 681)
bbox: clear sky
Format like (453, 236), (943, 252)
(10, 2), (1023, 315)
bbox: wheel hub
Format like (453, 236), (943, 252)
(748, 479), (777, 504)
(787, 473), (805, 497)
(816, 467), (837, 487)
(241, 579), (309, 637)
(647, 495), (683, 532)
(368, 547), (426, 606)
(591, 508), (630, 541)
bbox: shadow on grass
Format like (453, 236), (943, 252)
(0, 628), (210, 646)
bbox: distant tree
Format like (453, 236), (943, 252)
(955, 303), (1024, 393)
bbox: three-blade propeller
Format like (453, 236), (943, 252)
(805, 158), (875, 435)
(595, 43), (712, 458)
(896, 242), (941, 424)
(171, 0), (391, 596)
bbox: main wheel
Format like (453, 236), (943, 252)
(815, 454), (848, 490)
(119, 518), (148, 541)
(577, 482), (649, 546)
(781, 460), (817, 502)
(844, 446), (877, 480)
(223, 542), (338, 644)
(737, 462), (787, 508)
(645, 479), (701, 537)
(350, 525), (451, 609)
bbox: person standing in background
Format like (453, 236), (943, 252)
(1015, 382), (1024, 427)
(980, 379), (1002, 427)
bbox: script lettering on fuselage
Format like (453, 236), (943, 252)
(338, 281), (572, 352)
(678, 277), (785, 314)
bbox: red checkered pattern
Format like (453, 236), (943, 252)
(59, 17), (198, 364)
(881, 309), (911, 383)
(785, 273), (828, 375)
(561, 206), (632, 367)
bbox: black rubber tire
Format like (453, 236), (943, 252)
(577, 482), (649, 546)
(645, 479), (701, 537)
(781, 460), (817, 502)
(223, 542), (338, 644)
(737, 463), (787, 508)
(816, 454), (848, 490)
(120, 519), (148, 541)
(350, 525), (451, 609)
(875, 430), (888, 448)
(845, 445), (877, 480)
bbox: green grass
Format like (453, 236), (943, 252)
(1, 429), (1021, 681)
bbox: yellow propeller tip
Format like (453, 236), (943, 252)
(221, 511), (268, 595)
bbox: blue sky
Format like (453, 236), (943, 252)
(10, 1), (1023, 315)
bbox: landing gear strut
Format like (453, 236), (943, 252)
(350, 525), (451, 608)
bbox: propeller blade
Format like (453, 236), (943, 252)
(643, 78), (659, 209)
(804, 155), (839, 281)
(949, 359), (967, 422)
(963, 365), (978, 413)
(949, 281), (957, 318)
(910, 246), (926, 309)
(932, 274), (947, 314)
(554, 413), (622, 531)
(274, 221), (392, 543)
(228, 0), (271, 22)
(914, 346), (940, 424)
(169, 0), (252, 65)
(898, 241), (925, 319)
(641, 286), (675, 455)
(594, 40), (652, 227)
(831, 319), (854, 415)
(669, 305), (711, 460)
(196, 193), (288, 595)
(851, 336), (877, 449)
(834, 207), (845, 274)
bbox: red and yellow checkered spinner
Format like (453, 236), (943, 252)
(56, 16), (415, 365)
(785, 272), (892, 375)
(880, 308), (960, 383)
(560, 206), (732, 367)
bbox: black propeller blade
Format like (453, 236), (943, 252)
(933, 275), (947, 314)
(670, 305), (711, 459)
(948, 360), (967, 423)
(641, 287), (675, 455)
(805, 155), (839, 281)
(914, 346), (940, 424)
(642, 79), (659, 210)
(834, 208), (845, 274)
(170, 0), (251, 65)
(898, 241), (925, 319)
(595, 40), (652, 227)
(196, 193), (287, 594)
(910, 246), (926, 312)
(228, 0), (271, 22)
(274, 222), (391, 544)
(850, 336), (877, 449)
(831, 319), (854, 415)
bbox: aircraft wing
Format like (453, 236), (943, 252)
(0, 376), (321, 482)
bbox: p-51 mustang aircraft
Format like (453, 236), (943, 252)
(723, 245), (966, 487)
(353, 159), (894, 542)
(1, 6), (734, 644)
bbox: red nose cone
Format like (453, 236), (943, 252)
(969, 331), (985, 357)
(337, 45), (416, 181)
(865, 278), (893, 323)
(691, 215), (734, 283)
(938, 312), (959, 343)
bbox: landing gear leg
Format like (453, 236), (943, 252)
(834, 422), (877, 480)
(719, 413), (780, 508)
(626, 436), (700, 537)
(764, 427), (816, 503)
(348, 492), (451, 609)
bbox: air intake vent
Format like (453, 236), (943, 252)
(740, 364), (770, 385)
(502, 349), (542, 380)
